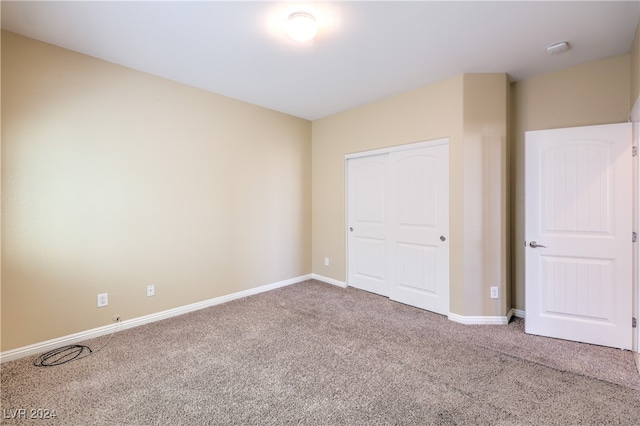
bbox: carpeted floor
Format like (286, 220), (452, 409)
(2, 280), (640, 425)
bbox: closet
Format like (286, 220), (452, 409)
(347, 139), (449, 315)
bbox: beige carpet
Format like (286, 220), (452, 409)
(2, 280), (640, 425)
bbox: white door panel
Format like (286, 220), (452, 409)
(525, 123), (632, 349)
(389, 144), (449, 315)
(347, 154), (389, 296)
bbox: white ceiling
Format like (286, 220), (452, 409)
(2, 1), (639, 120)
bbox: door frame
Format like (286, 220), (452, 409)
(344, 137), (449, 302)
(631, 97), (640, 358)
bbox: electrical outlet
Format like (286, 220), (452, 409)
(97, 293), (108, 308)
(324, 257), (329, 266)
(147, 285), (155, 297)
(490, 286), (499, 299)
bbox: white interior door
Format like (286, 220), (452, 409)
(388, 144), (449, 315)
(525, 123), (632, 349)
(347, 154), (389, 296)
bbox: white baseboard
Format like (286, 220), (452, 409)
(0, 274), (312, 364)
(449, 308), (524, 325)
(512, 309), (525, 318)
(448, 312), (511, 325)
(311, 273), (347, 288)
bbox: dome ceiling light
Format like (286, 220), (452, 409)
(286, 12), (318, 42)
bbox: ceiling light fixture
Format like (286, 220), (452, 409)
(546, 41), (570, 55)
(286, 12), (318, 42)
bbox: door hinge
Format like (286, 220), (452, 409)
(633, 146), (638, 157)
(633, 318), (637, 328)
(633, 232), (638, 243)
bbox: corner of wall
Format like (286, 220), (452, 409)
(460, 73), (510, 318)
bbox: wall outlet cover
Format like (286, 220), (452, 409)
(490, 287), (499, 299)
(97, 293), (108, 307)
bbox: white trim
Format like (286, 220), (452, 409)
(506, 309), (514, 322)
(631, 119), (640, 352)
(632, 95), (640, 355)
(512, 309), (525, 319)
(0, 274), (312, 363)
(344, 137), (448, 160)
(448, 312), (510, 325)
(311, 273), (347, 288)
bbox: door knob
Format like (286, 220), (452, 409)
(440, 236), (446, 241)
(529, 241), (548, 248)
(349, 227), (353, 232)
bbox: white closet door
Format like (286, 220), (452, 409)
(347, 141), (450, 315)
(388, 144), (450, 315)
(347, 154), (390, 296)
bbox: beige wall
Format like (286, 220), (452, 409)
(1, 32), (312, 351)
(311, 73), (510, 317)
(312, 76), (465, 311)
(511, 54), (631, 312)
(462, 74), (510, 316)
